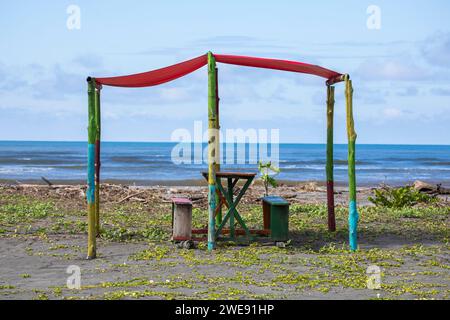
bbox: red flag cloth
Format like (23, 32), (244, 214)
(95, 54), (208, 87)
(214, 54), (342, 80)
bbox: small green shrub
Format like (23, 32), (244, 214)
(258, 161), (280, 197)
(368, 186), (435, 208)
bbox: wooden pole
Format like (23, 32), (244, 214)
(86, 77), (97, 259)
(326, 74), (346, 86)
(326, 85), (336, 232)
(215, 67), (222, 226)
(345, 75), (358, 251)
(94, 84), (101, 236)
(207, 52), (217, 251)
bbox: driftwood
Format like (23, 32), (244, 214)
(413, 180), (450, 195)
(129, 197), (146, 202)
(117, 191), (146, 203)
(41, 176), (53, 187)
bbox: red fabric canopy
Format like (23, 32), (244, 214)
(215, 54), (341, 80)
(95, 53), (342, 88)
(95, 54), (208, 87)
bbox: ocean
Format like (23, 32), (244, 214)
(0, 141), (449, 186)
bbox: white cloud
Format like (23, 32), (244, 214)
(73, 54), (104, 69)
(421, 32), (450, 69)
(397, 86), (419, 97)
(355, 58), (429, 81)
(383, 108), (403, 119)
(430, 87), (450, 96)
(159, 87), (190, 101)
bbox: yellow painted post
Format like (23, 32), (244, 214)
(207, 52), (217, 251)
(345, 75), (359, 251)
(86, 77), (97, 259)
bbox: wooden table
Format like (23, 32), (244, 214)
(201, 171), (257, 241)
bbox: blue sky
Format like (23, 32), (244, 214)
(0, 1), (449, 144)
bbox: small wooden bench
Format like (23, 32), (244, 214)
(262, 196), (290, 242)
(171, 197), (192, 241)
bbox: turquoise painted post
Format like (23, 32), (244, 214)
(86, 77), (97, 259)
(207, 52), (217, 251)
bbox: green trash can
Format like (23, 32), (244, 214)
(262, 196), (290, 242)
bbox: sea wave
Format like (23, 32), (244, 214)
(0, 167), (53, 174)
(0, 142), (449, 184)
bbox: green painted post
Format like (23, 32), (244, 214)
(86, 77), (97, 259)
(207, 52), (217, 251)
(94, 85), (101, 236)
(227, 177), (234, 239)
(345, 75), (359, 251)
(326, 85), (336, 232)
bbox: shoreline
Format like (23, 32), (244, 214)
(2, 178), (449, 188)
(0, 180), (375, 207)
(0, 177), (450, 188)
(3, 179), (449, 208)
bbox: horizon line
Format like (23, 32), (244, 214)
(0, 140), (449, 147)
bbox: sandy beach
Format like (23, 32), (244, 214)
(0, 182), (448, 300)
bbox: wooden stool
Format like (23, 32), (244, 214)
(171, 197), (192, 241)
(262, 196), (290, 242)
